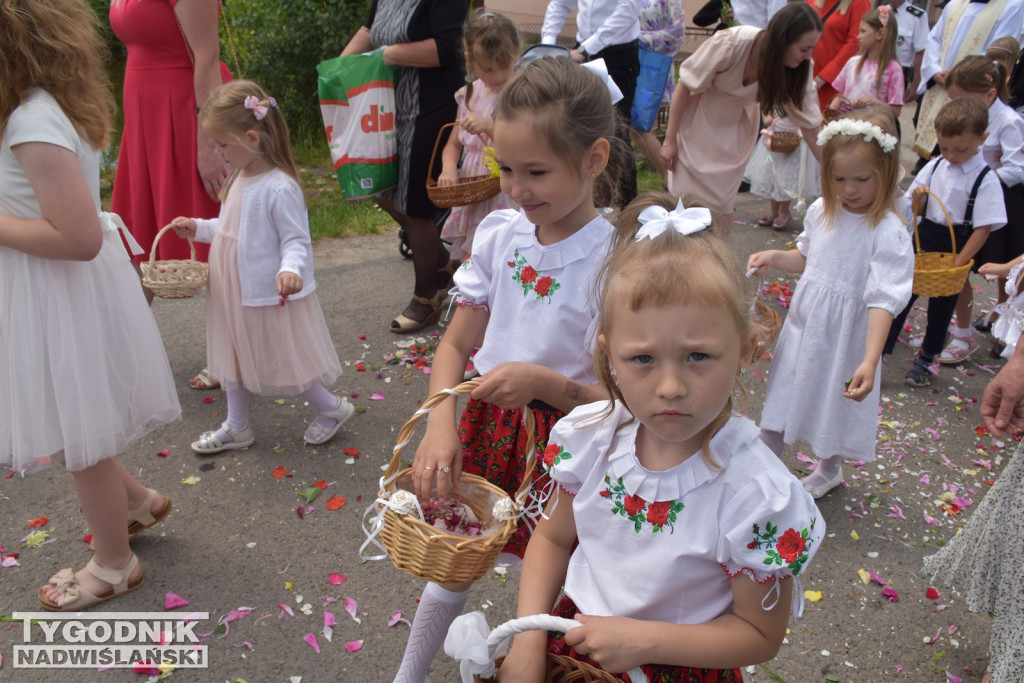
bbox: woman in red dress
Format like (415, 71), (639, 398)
(806, 0), (871, 111)
(110, 0), (230, 389)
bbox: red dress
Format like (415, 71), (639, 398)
(109, 0), (229, 262)
(807, 0), (871, 112)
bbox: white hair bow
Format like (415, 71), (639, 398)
(635, 199), (712, 241)
(580, 59), (624, 104)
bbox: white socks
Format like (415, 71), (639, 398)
(804, 455), (843, 486)
(394, 583), (469, 683)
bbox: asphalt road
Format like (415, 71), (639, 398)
(0, 127), (1010, 683)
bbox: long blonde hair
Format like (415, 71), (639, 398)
(200, 80), (300, 189)
(0, 0), (115, 147)
(593, 191), (755, 468)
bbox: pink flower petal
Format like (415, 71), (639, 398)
(388, 610), (412, 628)
(881, 586), (899, 602)
(304, 633), (320, 654)
(345, 640), (363, 653)
(157, 449), (170, 457)
(164, 592), (189, 610)
(278, 603), (294, 618)
(947, 672), (963, 683)
(328, 573), (346, 585)
(345, 596), (359, 622)
(324, 611), (336, 629)
(923, 513), (940, 525)
(369, 391), (386, 401)
(869, 572), (888, 586)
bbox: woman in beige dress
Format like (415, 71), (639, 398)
(661, 2), (824, 234)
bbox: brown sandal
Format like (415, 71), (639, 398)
(390, 290), (448, 334)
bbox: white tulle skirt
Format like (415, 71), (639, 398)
(1, 218), (181, 473)
(746, 121), (821, 204)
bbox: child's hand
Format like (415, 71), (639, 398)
(660, 140), (678, 172)
(170, 217), (197, 239)
(412, 423), (462, 500)
(459, 113), (492, 139)
(497, 640), (547, 682)
(934, 70), (949, 87)
(980, 261), (1013, 279)
(277, 272), (303, 297)
(563, 615), (646, 673)
(471, 362), (537, 410)
(746, 251), (771, 276)
(437, 165), (459, 187)
(910, 185), (929, 215)
(843, 361), (875, 401)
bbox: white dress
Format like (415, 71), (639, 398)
(0, 89), (180, 473)
(760, 201), (914, 462)
(745, 117), (821, 204)
(546, 402), (825, 624)
(990, 262), (1024, 359)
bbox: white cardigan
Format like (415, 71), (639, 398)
(194, 168), (316, 307)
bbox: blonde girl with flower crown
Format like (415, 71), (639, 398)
(748, 108), (914, 499)
(493, 191), (825, 681)
(171, 80), (350, 455)
(437, 9), (520, 261)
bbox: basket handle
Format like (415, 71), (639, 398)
(149, 223), (197, 267)
(912, 187), (958, 260)
(485, 615), (647, 683)
(386, 380), (539, 502)
(426, 121), (459, 189)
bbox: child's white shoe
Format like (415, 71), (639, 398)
(304, 397), (355, 445)
(801, 466), (843, 499)
(192, 423), (255, 455)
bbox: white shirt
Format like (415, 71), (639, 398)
(541, 0), (640, 55)
(547, 404), (825, 625)
(919, 0), (1024, 93)
(984, 98), (1024, 187)
(891, 1), (929, 69)
(453, 209), (613, 384)
(730, 0), (788, 29)
(908, 153), (1008, 230)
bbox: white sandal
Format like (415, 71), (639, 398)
(938, 336), (978, 365)
(191, 423), (255, 455)
(303, 398), (355, 445)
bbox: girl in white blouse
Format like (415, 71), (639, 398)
(499, 193), (825, 681)
(395, 57), (629, 682)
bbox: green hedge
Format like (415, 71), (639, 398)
(226, 0), (370, 134)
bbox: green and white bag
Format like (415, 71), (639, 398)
(317, 48), (398, 199)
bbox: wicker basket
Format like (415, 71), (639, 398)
(426, 122), (502, 208)
(468, 615), (622, 683)
(140, 224), (209, 299)
(375, 381), (537, 585)
(768, 130), (800, 154)
(912, 189), (973, 297)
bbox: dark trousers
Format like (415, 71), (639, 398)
(884, 219), (972, 357)
(589, 40), (639, 207)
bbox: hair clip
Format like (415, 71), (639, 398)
(877, 4), (890, 25)
(244, 95), (277, 121)
(635, 199), (712, 241)
(985, 72), (995, 82)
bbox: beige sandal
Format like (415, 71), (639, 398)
(389, 290), (448, 334)
(38, 555), (145, 611)
(127, 488), (173, 538)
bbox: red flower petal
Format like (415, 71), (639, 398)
(27, 517), (49, 528)
(313, 480), (328, 489)
(326, 496), (347, 511)
(926, 587), (940, 600)
(271, 466), (288, 479)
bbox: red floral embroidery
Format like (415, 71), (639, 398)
(748, 518), (818, 575)
(508, 249), (561, 301)
(520, 265), (537, 284)
(623, 493), (646, 516)
(543, 443), (560, 468)
(602, 474), (684, 533)
(776, 528), (807, 563)
(646, 501), (672, 527)
(534, 276), (553, 297)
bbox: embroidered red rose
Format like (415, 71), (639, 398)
(645, 501), (671, 527)
(543, 443), (561, 468)
(623, 494), (646, 516)
(747, 541), (758, 550)
(534, 276), (554, 297)
(507, 261), (515, 267)
(775, 528), (806, 563)
(599, 489), (611, 497)
(520, 265), (537, 284)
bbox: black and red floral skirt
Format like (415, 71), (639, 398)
(459, 397), (564, 558)
(546, 596), (743, 682)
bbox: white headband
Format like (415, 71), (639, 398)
(635, 199), (712, 241)
(816, 119), (898, 153)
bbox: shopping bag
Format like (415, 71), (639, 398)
(317, 49), (398, 199)
(631, 46), (675, 132)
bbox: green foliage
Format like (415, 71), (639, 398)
(87, 0), (125, 60)
(226, 0), (370, 133)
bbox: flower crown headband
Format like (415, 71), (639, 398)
(244, 95), (277, 121)
(816, 119), (898, 154)
(635, 199), (712, 241)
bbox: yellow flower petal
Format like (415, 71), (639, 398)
(804, 590), (822, 602)
(857, 568), (871, 584)
(180, 476), (201, 486)
(850, 530), (860, 541)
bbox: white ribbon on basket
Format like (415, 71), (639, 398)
(359, 391), (543, 561)
(445, 612), (648, 683)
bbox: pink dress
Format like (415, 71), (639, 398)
(832, 56), (905, 106)
(206, 173), (342, 395)
(439, 80), (516, 259)
(668, 26), (821, 215)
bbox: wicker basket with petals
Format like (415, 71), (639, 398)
(426, 122), (502, 208)
(768, 130), (800, 154)
(140, 224), (209, 299)
(374, 381), (537, 585)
